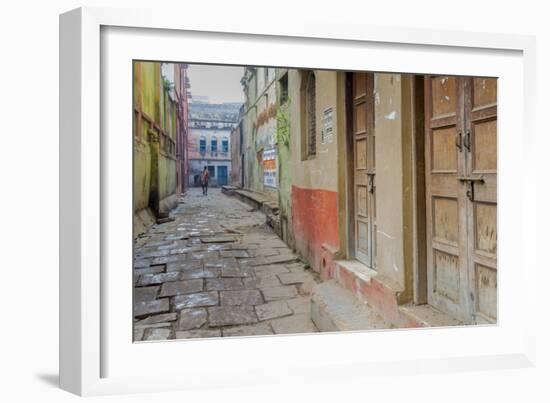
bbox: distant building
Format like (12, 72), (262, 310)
(188, 101), (241, 187)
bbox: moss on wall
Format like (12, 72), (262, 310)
(133, 61), (179, 216)
(140, 62), (157, 118)
(277, 99), (293, 246)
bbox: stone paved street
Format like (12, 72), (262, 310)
(133, 188), (320, 341)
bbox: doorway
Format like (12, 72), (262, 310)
(424, 76), (497, 324)
(217, 165), (228, 186)
(347, 72), (376, 269)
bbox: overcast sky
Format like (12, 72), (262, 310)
(187, 64), (245, 104)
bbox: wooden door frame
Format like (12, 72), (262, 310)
(412, 75), (428, 305)
(345, 73), (355, 259)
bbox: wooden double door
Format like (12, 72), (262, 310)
(350, 72), (376, 268)
(425, 76), (497, 324)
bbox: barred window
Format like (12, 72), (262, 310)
(279, 73), (289, 105)
(211, 136), (218, 155)
(264, 68), (269, 87)
(305, 71), (316, 157)
(199, 136), (206, 155)
(222, 138), (229, 153)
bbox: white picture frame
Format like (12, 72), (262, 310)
(59, 6), (537, 396)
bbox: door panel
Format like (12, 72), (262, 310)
(425, 76), (497, 324)
(431, 76), (457, 117)
(425, 75), (470, 322)
(465, 77), (498, 324)
(432, 127), (459, 172)
(352, 73), (376, 267)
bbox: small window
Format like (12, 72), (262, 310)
(279, 73), (289, 104)
(222, 138), (229, 153)
(304, 71), (316, 158)
(208, 166), (215, 178)
(199, 136), (206, 155)
(211, 136), (218, 155)
(264, 68), (269, 87)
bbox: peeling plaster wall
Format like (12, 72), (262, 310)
(241, 67), (278, 198)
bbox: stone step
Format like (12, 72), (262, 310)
(398, 304), (463, 328)
(333, 260), (403, 325)
(332, 260), (462, 328)
(310, 280), (392, 332)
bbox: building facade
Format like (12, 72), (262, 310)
(239, 67), (278, 197)
(188, 100), (240, 187)
(237, 68), (498, 327)
(237, 67), (294, 246)
(175, 64), (191, 195)
(133, 62), (189, 236)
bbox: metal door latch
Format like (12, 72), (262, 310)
(458, 176), (484, 202)
(367, 172), (375, 193)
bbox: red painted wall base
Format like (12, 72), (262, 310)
(291, 185), (340, 274)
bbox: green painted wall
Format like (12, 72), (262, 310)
(134, 119), (152, 210)
(133, 62), (179, 215)
(140, 62), (158, 119)
(277, 98), (293, 246)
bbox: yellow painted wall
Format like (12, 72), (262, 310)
(133, 62), (179, 216)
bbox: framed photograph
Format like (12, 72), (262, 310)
(60, 6), (536, 396)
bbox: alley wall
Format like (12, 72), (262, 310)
(288, 69), (341, 274)
(133, 61), (185, 236)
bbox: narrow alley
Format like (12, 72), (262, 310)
(134, 188), (320, 341)
(133, 62), (497, 341)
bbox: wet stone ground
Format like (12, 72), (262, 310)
(133, 187), (320, 341)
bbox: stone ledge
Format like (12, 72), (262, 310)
(223, 186), (282, 237)
(133, 208), (156, 239)
(221, 185), (238, 196)
(311, 280), (392, 332)
(223, 186), (278, 214)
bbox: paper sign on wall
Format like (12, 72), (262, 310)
(263, 147), (277, 188)
(321, 107), (334, 144)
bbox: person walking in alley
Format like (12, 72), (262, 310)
(201, 166), (210, 196)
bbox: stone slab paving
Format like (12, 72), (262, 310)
(133, 188), (320, 341)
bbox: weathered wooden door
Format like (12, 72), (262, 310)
(464, 78), (498, 323)
(352, 73), (376, 268)
(425, 76), (497, 323)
